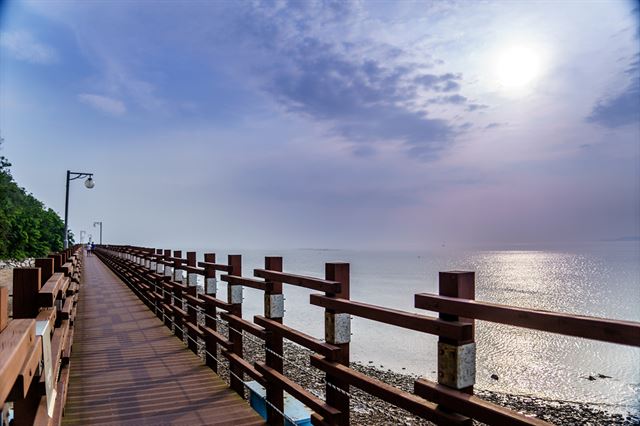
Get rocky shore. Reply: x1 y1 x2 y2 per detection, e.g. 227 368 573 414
0 258 34 270
209 329 639 426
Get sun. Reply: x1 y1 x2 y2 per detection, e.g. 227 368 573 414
494 45 542 90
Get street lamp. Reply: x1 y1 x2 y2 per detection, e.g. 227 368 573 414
93 221 103 245
64 170 95 249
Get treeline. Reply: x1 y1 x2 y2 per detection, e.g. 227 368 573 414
0 144 67 259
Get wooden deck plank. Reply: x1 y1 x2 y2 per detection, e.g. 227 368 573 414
63 255 264 426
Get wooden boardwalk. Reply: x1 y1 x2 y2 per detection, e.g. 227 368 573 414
63 255 264 426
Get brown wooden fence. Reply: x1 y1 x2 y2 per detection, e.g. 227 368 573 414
90 245 640 426
1 246 83 426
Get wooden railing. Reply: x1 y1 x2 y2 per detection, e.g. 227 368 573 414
93 245 640 426
1 246 83 426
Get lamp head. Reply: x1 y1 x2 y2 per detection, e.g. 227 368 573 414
84 176 95 189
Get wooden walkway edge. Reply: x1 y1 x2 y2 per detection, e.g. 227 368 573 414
62 254 264 426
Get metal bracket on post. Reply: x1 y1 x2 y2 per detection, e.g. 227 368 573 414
438 342 476 389
228 285 242 304
325 312 351 344
174 268 183 283
188 273 198 287
206 277 217 295
264 293 284 319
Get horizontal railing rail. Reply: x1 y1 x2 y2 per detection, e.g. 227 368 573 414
414 293 640 347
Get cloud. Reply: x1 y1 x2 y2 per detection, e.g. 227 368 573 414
413 73 461 92
466 103 488 112
0 30 57 64
246 18 466 158
352 145 376 158
427 94 468 105
77 93 126 116
586 54 640 128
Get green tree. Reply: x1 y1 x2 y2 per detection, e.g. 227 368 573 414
0 140 67 259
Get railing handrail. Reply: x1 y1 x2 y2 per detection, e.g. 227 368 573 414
415 293 640 346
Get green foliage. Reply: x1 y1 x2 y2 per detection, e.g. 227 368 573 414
0 142 66 259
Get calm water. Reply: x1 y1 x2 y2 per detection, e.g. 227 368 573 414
187 242 639 414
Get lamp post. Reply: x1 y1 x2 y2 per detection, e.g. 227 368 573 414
93 221 103 245
64 170 95 249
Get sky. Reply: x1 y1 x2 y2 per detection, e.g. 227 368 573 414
0 0 638 250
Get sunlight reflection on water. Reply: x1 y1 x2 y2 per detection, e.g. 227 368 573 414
192 243 639 414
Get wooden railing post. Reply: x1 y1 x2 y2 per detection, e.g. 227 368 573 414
0 287 8 332
162 249 173 327
49 254 63 273
172 250 184 340
173 250 184 284
203 253 218 371
264 256 284 426
148 249 160 316
204 253 217 296
324 262 350 426
438 272 475 395
227 254 244 396
186 251 198 296
145 248 152 265
34 258 54 287
10 267 41 426
13 268 41 319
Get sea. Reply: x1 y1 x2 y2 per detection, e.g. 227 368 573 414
184 241 639 415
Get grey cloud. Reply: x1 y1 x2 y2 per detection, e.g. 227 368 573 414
587 54 640 128
352 145 376 158
263 36 456 156
234 3 463 158
466 103 488 112
427 94 468 105
413 73 462 92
